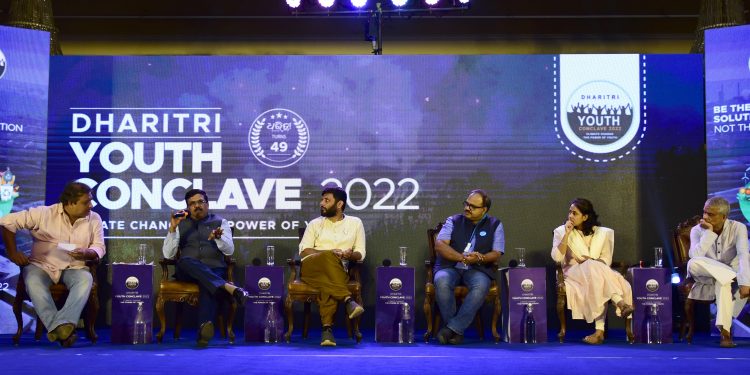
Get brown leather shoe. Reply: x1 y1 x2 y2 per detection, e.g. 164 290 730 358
720 328 736 348
197 321 214 348
47 323 75 343
60 332 78 348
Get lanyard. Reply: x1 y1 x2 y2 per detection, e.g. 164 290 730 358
467 215 487 246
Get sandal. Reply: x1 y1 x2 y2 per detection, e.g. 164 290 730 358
582 333 604 345
619 304 634 318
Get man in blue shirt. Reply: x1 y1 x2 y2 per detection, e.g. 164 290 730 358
434 189 505 344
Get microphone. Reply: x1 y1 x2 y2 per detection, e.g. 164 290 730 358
252 258 261 266
173 211 189 219
508 259 519 268
382 258 392 267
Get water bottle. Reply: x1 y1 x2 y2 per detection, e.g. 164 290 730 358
398 302 414 344
133 301 148 344
524 303 536 344
646 304 661 344
264 302 278 343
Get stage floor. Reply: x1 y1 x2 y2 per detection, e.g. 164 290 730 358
2 329 749 374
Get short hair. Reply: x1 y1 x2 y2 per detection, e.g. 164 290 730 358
468 189 491 210
59 181 92 206
705 196 730 216
570 198 601 236
322 186 347 211
184 189 208 204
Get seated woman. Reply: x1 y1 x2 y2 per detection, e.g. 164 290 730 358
550 198 634 345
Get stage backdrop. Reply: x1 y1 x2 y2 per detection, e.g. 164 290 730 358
47 54 705 329
706 25 750 227
705 24 750 335
0 25 50 334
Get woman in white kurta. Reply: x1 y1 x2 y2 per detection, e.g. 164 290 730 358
550 198 633 344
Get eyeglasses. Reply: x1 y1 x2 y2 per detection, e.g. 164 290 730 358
463 201 485 211
188 199 207 207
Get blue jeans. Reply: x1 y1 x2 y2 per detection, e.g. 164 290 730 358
23 264 92 333
174 257 227 325
434 267 491 335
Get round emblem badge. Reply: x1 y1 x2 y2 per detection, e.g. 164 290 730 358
645 279 660 293
258 277 272 291
0 48 6 80
125 276 140 290
559 80 645 162
521 278 534 292
389 278 403 292
249 108 309 169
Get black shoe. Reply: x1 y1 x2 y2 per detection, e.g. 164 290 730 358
320 327 336 347
197 321 215 347
448 333 464 345
233 287 250 305
345 299 364 319
436 327 455 345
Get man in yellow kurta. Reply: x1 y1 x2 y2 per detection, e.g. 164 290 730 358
299 186 366 346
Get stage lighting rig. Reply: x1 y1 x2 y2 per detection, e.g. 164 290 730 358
284 0 471 13
284 0 472 55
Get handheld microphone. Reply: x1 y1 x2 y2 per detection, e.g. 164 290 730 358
173 211 189 219
382 258 392 267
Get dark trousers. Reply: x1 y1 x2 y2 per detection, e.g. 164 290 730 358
175 257 227 324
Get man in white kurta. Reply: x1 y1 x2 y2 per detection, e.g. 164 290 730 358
687 197 750 347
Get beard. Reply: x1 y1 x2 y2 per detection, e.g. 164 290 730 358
321 205 337 217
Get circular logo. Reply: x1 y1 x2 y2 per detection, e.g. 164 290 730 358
0 48 6 80
125 276 140 290
645 279 660 293
520 278 534 292
249 108 309 169
258 277 271 291
2 168 13 183
559 80 645 162
389 278 403 292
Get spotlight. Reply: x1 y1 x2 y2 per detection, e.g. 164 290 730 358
425 0 439 5
286 0 302 8
392 0 408 6
319 0 335 8
458 0 470 4
351 0 368 7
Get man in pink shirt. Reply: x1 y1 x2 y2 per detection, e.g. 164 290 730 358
1 182 105 347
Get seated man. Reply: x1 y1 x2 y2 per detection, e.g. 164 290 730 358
0 181 104 347
687 196 750 348
434 189 504 344
299 186 366 346
162 189 249 347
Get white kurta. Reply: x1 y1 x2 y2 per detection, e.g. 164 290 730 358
687 219 750 328
551 225 633 323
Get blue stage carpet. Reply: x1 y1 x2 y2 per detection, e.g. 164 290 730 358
2 330 750 374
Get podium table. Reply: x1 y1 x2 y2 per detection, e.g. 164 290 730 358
111 264 153 344
244 265 284 342
375 266 415 342
500 267 547 343
629 267 672 343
